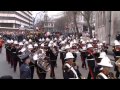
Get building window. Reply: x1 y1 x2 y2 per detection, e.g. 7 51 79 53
0 23 13 27
44 23 47 26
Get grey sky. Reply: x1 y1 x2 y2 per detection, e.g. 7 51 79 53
32 11 63 18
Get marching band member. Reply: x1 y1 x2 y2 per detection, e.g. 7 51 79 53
9 40 14 68
70 40 78 63
2 31 117 79
89 39 93 44
79 41 87 69
63 52 82 79
18 42 24 67
34 50 47 79
5 40 11 63
102 41 108 54
93 41 100 63
86 44 95 79
12 40 19 72
33 43 39 52
59 41 66 71
94 52 106 77
113 40 120 78
48 42 59 79
96 57 113 79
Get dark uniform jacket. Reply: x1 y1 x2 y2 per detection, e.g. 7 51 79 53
86 50 95 67
47 47 58 61
96 72 108 79
20 63 31 79
11 47 17 60
63 63 81 79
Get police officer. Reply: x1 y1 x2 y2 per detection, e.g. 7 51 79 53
27 44 35 79
20 55 31 79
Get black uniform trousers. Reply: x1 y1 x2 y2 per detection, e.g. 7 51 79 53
60 52 66 67
72 53 77 63
0 47 2 53
36 66 46 79
7 49 11 64
13 54 18 72
81 52 87 68
10 51 14 68
50 60 56 78
87 60 95 79
6 48 9 63
29 62 35 79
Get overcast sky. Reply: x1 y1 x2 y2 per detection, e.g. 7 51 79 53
32 11 63 18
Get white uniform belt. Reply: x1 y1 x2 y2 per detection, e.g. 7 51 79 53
86 59 95 60
13 52 16 54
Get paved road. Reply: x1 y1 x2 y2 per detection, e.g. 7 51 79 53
0 46 116 79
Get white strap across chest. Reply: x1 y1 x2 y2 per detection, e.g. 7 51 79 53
98 72 108 79
65 63 79 79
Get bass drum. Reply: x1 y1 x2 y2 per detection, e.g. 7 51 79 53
37 56 50 72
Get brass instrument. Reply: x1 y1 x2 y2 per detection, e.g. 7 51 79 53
37 56 50 72
50 46 58 56
93 47 101 53
36 49 51 72
108 72 116 79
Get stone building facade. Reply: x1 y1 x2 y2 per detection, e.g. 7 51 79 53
0 11 33 30
95 11 120 45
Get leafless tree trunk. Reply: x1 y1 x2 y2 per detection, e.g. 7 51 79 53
73 11 79 35
79 11 93 38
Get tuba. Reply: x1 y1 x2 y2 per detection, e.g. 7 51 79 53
36 49 51 72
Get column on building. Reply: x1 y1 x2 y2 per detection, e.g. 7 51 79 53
13 23 16 28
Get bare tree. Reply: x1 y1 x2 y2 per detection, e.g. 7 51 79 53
64 11 82 37
54 16 66 32
79 11 93 38
34 11 45 30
